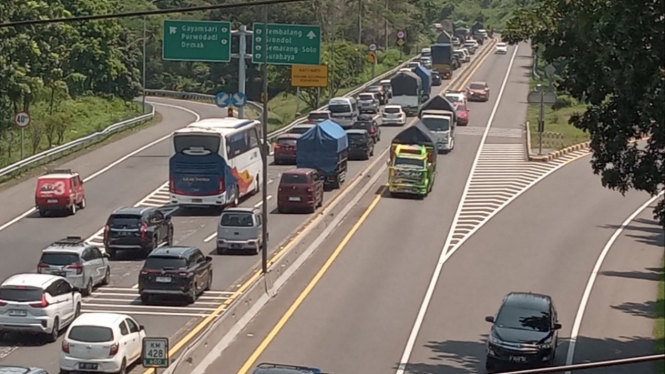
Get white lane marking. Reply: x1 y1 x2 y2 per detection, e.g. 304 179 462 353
395 44 520 374
0 102 200 234
203 233 216 243
81 309 212 318
564 192 664 372
97 287 233 294
254 195 273 208
132 284 139 289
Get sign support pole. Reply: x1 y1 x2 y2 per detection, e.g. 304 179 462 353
20 128 24 160
142 16 147 113
237 25 248 119
538 86 544 155
371 59 376 79
261 4 269 279
295 87 301 115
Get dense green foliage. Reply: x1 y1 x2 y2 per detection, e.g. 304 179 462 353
504 0 665 223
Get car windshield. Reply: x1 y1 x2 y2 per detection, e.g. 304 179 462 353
422 117 450 132
289 126 313 134
394 157 424 168
220 213 255 227
40 252 79 266
358 94 373 101
144 256 187 270
68 326 114 343
109 215 141 229
384 107 401 114
495 306 551 332
470 83 486 90
281 174 308 184
348 134 367 145
445 95 462 103
0 287 42 302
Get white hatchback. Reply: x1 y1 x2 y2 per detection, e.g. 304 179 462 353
381 105 407 126
495 42 508 54
60 313 147 374
0 273 81 343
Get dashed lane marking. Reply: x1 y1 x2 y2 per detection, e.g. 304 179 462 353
457 125 524 138
86 182 177 248
82 287 231 317
446 143 590 251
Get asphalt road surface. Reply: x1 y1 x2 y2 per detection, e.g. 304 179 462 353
0 41 495 372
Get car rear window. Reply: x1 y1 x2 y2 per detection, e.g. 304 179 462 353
358 94 373 100
281 174 309 184
289 126 313 135
144 256 187 270
384 107 400 114
308 113 329 121
0 287 43 302
220 213 255 227
277 138 297 146
348 133 367 145
368 86 381 92
40 252 79 266
109 215 141 228
68 326 114 343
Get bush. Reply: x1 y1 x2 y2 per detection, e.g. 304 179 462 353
552 94 577 110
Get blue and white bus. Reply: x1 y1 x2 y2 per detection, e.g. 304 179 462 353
169 118 263 207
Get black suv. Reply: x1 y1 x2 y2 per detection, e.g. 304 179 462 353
252 363 325 374
103 207 173 259
353 114 381 144
138 246 213 304
431 71 442 86
485 292 561 372
345 129 374 160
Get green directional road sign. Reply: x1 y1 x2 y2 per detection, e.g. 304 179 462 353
252 23 321 66
163 20 231 62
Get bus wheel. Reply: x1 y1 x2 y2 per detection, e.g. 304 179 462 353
232 185 240 206
254 175 260 194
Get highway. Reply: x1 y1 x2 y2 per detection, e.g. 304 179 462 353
0 40 496 371
190 42 663 374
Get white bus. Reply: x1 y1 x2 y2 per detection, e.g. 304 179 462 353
169 118 263 208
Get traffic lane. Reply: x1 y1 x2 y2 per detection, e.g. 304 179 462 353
0 115 199 280
0 103 197 229
483 41 532 145
403 157 652 373
572 202 663 373
206 123 485 374
146 96 224 120
1 312 192 374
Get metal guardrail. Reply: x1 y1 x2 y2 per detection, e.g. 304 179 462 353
144 54 421 142
0 103 156 179
143 89 264 119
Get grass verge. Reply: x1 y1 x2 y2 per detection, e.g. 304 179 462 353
655 256 664 373
527 60 589 150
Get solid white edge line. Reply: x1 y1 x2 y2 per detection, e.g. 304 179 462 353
0 101 200 234
563 192 664 372
394 44 520 374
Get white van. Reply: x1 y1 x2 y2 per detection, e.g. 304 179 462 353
421 110 455 153
420 47 431 57
328 97 359 129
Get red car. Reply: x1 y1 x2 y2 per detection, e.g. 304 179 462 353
467 81 490 102
35 169 86 216
273 134 301 165
455 103 469 126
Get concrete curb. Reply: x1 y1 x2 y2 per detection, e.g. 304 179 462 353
164 38 498 374
525 121 591 162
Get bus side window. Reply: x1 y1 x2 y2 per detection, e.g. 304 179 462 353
248 128 259 148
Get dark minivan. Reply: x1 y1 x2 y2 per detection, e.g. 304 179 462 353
345 129 374 160
273 134 300 165
352 115 381 144
138 246 213 304
277 169 324 213
485 292 561 372
103 207 173 258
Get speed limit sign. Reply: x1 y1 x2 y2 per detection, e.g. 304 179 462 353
142 337 169 368
14 111 30 128
396 30 406 39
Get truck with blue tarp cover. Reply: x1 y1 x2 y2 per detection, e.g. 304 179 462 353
412 65 431 99
388 71 422 117
431 43 453 79
296 120 349 189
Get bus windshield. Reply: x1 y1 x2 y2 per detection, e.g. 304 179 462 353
173 135 220 155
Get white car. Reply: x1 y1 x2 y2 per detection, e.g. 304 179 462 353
0 273 82 342
455 48 471 63
495 42 508 54
382 105 407 126
60 313 147 374
444 92 467 107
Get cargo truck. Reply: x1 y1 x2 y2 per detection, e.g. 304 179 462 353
418 96 458 153
412 65 432 101
389 71 422 117
296 120 349 189
387 122 437 197
431 44 453 79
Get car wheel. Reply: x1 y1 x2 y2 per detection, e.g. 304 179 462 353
106 248 116 260
232 184 240 207
205 272 212 291
140 293 150 304
46 317 59 343
74 303 81 318
187 285 198 304
216 246 225 255
38 209 47 217
167 228 174 246
116 358 126 374
69 203 77 216
60 370 71 374
78 197 86 209
83 278 93 296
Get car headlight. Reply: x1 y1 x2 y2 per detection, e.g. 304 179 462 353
538 342 552 349
489 335 501 345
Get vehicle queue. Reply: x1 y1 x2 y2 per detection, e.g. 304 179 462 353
0 32 540 374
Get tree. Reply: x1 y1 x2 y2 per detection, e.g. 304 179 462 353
503 0 665 222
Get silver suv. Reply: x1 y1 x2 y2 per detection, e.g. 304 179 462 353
357 93 380 114
37 236 111 296
0 365 50 374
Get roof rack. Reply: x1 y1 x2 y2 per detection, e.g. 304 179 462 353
51 236 85 246
256 363 323 374
44 168 73 175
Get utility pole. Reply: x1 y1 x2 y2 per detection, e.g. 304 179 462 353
357 0 362 44
142 16 147 113
232 26 252 119
260 5 269 276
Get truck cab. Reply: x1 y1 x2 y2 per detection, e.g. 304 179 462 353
387 123 438 198
421 111 455 153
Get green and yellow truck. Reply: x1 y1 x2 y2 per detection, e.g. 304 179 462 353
387 122 437 197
